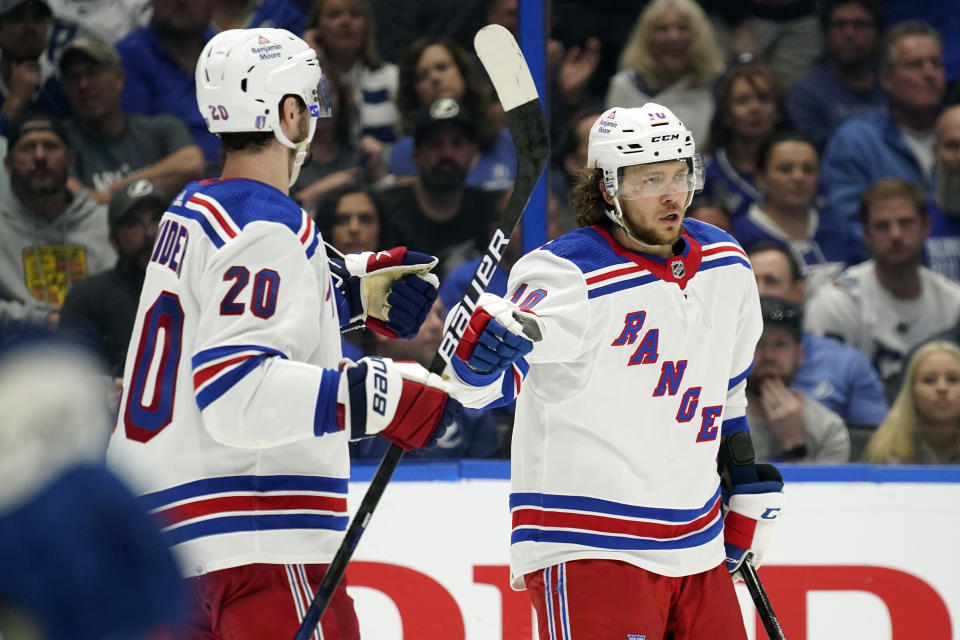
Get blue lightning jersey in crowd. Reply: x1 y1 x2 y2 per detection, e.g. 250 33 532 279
106 178 349 578
450 219 763 589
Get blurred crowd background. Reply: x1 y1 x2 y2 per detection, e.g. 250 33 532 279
2 0 960 467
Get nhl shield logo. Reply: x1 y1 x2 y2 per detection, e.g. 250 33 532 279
671 259 685 279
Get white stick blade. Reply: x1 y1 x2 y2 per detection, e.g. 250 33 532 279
474 24 538 112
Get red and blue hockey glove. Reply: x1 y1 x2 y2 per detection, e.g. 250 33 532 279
337 356 462 450
330 246 440 339
722 463 784 580
454 293 540 375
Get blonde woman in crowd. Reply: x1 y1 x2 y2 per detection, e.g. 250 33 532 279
303 0 400 145
864 341 960 464
605 0 725 144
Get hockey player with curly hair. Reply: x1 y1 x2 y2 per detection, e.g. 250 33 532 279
450 104 784 639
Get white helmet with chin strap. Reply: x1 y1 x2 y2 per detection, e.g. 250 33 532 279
196 28 332 186
586 103 704 240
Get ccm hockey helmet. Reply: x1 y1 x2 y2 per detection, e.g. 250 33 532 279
196 28 332 184
587 104 704 231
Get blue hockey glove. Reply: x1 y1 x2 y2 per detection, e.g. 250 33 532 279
330 247 439 339
722 463 784 580
338 357 462 450
454 293 539 375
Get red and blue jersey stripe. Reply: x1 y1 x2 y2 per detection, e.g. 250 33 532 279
192 344 288 410
141 474 349 547
172 181 320 258
510 487 723 551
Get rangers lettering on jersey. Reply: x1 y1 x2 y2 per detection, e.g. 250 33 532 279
447 219 761 590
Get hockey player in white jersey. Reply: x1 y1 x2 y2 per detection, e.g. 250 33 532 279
450 104 783 639
106 28 460 639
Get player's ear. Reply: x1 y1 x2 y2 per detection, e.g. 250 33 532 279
280 95 301 124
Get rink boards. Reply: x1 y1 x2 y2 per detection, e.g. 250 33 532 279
343 462 960 640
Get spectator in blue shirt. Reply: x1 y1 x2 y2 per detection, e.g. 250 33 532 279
746 241 889 458
0 0 68 137
822 20 946 232
734 131 862 295
210 0 305 34
700 60 790 220
925 105 960 281
788 0 886 151
115 0 219 170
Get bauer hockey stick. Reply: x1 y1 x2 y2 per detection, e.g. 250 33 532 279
293 24 549 640
742 553 787 640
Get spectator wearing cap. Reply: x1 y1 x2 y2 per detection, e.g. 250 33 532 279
0 113 114 330
60 179 166 375
115 0 219 170
746 296 851 463
0 0 69 137
390 37 516 192
746 241 888 458
379 97 504 278
44 0 150 63
59 37 205 204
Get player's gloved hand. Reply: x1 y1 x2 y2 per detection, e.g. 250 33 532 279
722 463 783 581
454 293 540 375
337 356 462 450
333 247 439 339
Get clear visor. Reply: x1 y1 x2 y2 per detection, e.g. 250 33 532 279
308 74 333 118
615 155 705 200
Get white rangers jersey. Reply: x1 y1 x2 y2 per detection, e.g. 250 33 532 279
805 260 960 385
451 219 763 589
106 178 350 577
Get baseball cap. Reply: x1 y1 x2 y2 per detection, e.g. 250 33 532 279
108 180 169 227
413 98 478 146
0 0 51 18
7 113 70 149
60 37 121 73
758 296 803 342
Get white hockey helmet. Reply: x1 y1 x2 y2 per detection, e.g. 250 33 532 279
196 28 332 183
587 104 703 219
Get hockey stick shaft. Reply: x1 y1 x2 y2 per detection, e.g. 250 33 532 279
741 554 787 640
293 25 548 640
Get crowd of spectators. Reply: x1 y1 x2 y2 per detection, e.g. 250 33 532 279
2 0 960 466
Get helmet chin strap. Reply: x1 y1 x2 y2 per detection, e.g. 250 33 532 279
274 117 317 187
607 196 676 255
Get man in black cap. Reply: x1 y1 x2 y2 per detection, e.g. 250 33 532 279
0 0 67 136
380 97 505 278
59 37 205 204
60 178 167 375
746 296 851 463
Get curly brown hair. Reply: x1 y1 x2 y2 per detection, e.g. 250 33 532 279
570 167 611 228
397 36 501 151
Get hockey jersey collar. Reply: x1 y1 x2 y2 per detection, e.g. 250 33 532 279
592 224 703 290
